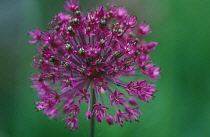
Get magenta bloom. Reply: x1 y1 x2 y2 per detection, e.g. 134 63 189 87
29 0 160 131
110 91 127 107
28 29 42 44
138 22 152 35
74 88 90 104
63 117 79 131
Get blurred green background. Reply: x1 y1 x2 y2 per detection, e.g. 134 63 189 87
0 0 210 137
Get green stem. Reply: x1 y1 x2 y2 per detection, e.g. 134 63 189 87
90 86 95 137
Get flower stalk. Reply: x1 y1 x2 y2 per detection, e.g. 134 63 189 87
90 84 95 137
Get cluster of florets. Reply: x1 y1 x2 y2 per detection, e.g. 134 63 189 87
29 0 160 131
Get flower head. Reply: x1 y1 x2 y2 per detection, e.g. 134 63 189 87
29 0 160 131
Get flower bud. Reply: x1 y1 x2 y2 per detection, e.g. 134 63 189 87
106 115 114 125
85 111 92 120
128 98 138 106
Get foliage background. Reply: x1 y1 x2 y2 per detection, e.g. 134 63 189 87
0 0 209 137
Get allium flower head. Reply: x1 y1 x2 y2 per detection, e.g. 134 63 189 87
29 0 160 131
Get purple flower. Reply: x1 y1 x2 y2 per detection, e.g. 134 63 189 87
29 0 160 130
138 22 152 35
92 103 109 122
94 77 108 93
125 15 137 28
64 0 79 12
63 117 79 131
114 111 128 126
116 7 128 20
110 90 127 107
126 79 156 102
74 88 90 104
41 32 55 45
124 105 142 122
142 64 160 80
60 75 76 91
28 29 42 44
64 104 80 116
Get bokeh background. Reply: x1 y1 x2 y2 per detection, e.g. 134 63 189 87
1 0 210 137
